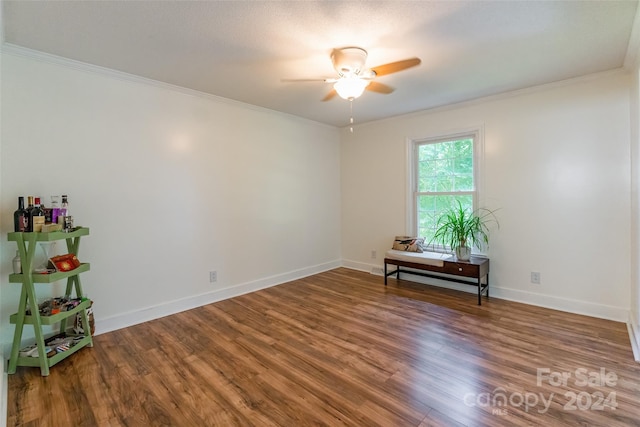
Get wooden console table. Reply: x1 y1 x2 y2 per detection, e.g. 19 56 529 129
384 255 490 305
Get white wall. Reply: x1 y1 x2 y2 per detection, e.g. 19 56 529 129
0 50 341 346
627 0 640 361
342 72 632 321
630 65 640 358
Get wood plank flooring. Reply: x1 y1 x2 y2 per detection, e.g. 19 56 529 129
7 268 640 426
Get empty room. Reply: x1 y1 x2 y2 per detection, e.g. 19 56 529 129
2 1 640 426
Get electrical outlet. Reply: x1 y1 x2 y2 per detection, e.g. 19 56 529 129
531 272 540 284
209 271 217 283
371 250 377 259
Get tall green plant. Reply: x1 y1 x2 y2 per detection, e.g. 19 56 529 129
430 200 499 251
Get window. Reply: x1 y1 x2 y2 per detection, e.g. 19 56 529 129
408 129 483 249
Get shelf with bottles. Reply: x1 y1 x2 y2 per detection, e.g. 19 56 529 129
7 226 92 376
13 194 72 233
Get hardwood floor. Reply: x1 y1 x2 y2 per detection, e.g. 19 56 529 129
7 268 640 426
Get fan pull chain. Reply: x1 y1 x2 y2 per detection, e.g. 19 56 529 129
349 98 354 133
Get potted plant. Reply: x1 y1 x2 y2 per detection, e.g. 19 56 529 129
430 200 499 261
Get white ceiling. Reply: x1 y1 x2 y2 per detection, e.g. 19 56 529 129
2 1 639 127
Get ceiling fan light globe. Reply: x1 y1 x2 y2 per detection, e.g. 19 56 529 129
334 77 370 100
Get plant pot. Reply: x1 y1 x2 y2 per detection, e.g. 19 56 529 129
455 246 471 261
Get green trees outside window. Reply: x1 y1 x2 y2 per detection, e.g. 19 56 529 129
415 137 475 246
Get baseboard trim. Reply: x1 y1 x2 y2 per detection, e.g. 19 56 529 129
341 262 628 322
96 260 341 335
490 286 628 323
341 259 382 274
628 312 640 362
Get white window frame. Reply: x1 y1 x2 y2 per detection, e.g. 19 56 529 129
406 126 485 251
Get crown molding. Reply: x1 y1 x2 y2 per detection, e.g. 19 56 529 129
0 42 335 129
0 42 215 98
346 67 628 130
1 42 629 133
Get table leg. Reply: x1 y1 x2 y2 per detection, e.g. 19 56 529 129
384 262 387 286
487 273 490 299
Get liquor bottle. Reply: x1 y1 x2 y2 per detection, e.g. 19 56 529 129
61 195 69 216
13 197 28 232
30 197 45 232
50 195 61 225
42 197 52 224
26 196 34 213
25 196 35 231
60 194 73 230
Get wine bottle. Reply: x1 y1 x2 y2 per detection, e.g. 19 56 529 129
25 196 35 231
26 196 34 212
13 197 28 232
30 197 45 232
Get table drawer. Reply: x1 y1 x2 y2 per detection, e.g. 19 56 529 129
442 262 480 278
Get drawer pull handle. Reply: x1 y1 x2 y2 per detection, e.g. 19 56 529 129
459 267 463 271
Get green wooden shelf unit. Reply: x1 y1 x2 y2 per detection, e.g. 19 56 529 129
7 227 93 376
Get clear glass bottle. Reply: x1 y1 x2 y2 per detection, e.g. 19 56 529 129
61 195 69 216
61 195 73 230
12 250 21 274
58 197 65 224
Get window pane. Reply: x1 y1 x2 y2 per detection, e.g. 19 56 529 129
435 174 452 192
417 138 474 193
418 194 474 246
454 174 474 191
419 143 436 161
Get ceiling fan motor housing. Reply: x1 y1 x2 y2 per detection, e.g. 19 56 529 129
331 47 368 77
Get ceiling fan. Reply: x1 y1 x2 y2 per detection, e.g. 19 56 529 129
284 47 421 101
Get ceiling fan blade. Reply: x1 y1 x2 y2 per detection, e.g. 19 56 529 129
370 58 421 77
366 81 395 94
281 78 337 83
322 89 337 101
